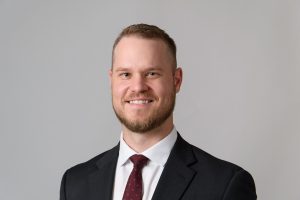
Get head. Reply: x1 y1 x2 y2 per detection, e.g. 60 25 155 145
110 23 182 133
112 23 177 71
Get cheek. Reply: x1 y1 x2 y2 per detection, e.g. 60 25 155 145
112 82 128 99
153 84 172 99
157 78 175 93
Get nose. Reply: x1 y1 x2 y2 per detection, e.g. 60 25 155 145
129 75 149 93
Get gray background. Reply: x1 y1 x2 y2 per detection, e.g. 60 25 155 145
1 0 299 199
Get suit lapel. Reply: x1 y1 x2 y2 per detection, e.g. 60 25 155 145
88 145 119 200
152 134 197 200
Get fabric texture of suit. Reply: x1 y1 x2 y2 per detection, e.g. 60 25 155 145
60 133 257 200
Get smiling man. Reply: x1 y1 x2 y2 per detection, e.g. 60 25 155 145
60 24 257 200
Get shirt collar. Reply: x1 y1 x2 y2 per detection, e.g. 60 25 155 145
117 127 178 167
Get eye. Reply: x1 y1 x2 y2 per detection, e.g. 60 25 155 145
119 72 130 79
146 71 160 78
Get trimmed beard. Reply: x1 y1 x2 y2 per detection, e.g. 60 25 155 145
112 89 176 133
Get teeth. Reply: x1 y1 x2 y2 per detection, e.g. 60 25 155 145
129 100 151 104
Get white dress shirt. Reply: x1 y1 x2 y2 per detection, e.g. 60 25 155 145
112 127 178 200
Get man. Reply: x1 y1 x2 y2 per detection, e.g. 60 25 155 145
60 23 257 200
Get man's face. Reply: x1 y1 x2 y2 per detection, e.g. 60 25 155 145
110 36 182 133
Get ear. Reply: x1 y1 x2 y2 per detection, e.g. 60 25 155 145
109 69 113 84
174 67 183 93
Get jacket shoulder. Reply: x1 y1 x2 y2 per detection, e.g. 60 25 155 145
67 145 119 173
60 145 119 200
62 144 119 183
187 143 256 199
190 144 242 172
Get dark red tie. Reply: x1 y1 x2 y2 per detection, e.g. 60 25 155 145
122 154 149 200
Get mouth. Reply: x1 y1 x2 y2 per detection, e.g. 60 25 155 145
125 99 154 105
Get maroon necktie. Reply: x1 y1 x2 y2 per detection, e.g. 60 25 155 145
122 154 149 200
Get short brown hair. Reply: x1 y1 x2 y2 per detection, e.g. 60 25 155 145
112 23 177 69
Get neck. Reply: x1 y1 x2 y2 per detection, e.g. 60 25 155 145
122 117 174 153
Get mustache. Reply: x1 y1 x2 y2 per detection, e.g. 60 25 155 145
124 92 157 100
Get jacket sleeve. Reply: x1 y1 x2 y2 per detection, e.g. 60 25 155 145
223 169 257 200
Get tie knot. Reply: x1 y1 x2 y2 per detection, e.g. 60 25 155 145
130 154 148 169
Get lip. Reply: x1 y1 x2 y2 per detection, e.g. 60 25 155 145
125 99 154 105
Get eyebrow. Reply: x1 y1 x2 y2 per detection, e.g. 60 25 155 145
113 66 164 72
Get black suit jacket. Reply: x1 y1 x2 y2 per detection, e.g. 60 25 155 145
60 134 257 200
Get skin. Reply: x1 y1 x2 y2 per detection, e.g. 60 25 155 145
109 36 182 153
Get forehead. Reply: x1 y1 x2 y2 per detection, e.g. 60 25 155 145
112 36 173 70
114 36 169 57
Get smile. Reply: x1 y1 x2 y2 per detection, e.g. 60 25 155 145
127 99 153 104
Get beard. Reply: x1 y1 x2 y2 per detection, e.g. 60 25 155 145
112 89 176 133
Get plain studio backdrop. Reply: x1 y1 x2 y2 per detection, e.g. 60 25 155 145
1 0 299 199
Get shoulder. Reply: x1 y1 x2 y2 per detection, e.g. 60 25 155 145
185 138 252 180
190 143 242 173
178 136 256 199
62 144 119 181
176 134 247 174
